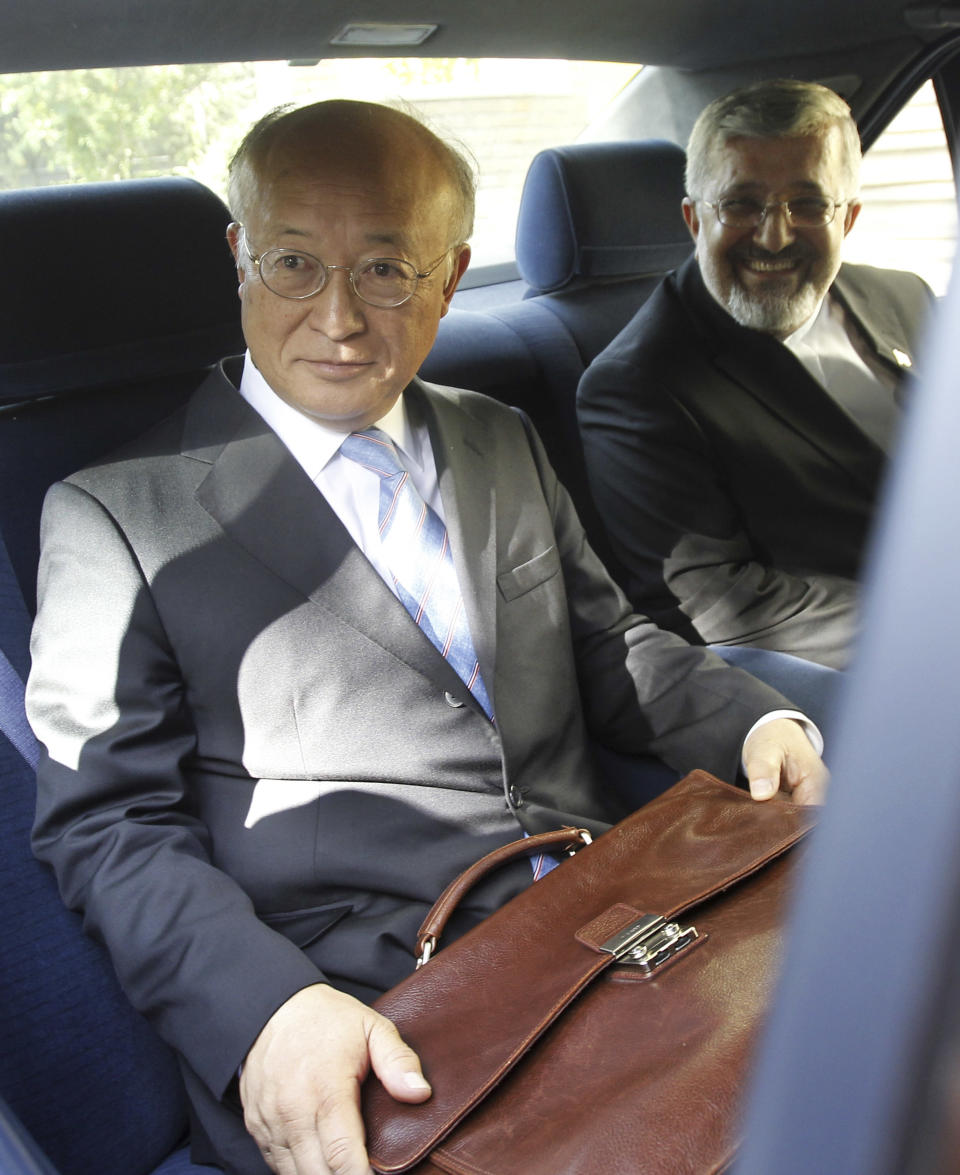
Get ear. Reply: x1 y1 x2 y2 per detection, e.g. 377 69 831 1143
226 222 247 295
439 244 471 318
681 197 701 242
842 199 863 237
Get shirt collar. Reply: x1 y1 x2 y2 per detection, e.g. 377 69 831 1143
782 294 830 350
237 351 423 480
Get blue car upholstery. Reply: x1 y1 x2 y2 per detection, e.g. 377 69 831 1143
422 138 691 574
0 177 242 1174
0 144 690 1171
0 1093 60 1175
514 139 691 346
0 530 216 1175
0 177 244 614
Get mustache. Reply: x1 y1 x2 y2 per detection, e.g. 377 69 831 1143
733 243 814 263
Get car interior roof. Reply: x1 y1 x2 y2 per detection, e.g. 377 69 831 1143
1 0 949 79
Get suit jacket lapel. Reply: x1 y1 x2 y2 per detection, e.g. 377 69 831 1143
185 366 474 698
678 259 887 490
832 263 920 382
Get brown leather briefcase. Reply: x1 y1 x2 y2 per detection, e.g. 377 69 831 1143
363 771 817 1175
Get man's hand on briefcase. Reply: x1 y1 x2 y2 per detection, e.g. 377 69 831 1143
743 717 828 805
240 982 431 1175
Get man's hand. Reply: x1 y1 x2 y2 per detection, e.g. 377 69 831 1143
239 983 431 1175
743 717 828 806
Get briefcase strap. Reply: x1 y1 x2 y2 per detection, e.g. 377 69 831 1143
416 825 592 963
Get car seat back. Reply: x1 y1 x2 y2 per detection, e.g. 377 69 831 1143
422 139 691 577
0 176 242 1175
0 176 243 614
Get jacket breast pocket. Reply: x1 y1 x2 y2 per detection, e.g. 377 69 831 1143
497 545 561 602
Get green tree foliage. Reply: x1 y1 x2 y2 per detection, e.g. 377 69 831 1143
0 64 256 188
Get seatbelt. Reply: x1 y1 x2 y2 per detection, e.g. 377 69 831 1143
0 648 38 768
0 530 39 768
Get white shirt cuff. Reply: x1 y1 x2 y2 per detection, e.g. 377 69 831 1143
741 709 824 773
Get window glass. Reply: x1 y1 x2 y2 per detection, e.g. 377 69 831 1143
843 80 957 294
0 58 639 268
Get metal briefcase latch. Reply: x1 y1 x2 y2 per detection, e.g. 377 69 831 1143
600 913 699 976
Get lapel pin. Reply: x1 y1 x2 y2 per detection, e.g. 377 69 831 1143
892 348 912 368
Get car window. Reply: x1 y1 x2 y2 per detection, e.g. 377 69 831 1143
0 58 639 270
843 80 957 294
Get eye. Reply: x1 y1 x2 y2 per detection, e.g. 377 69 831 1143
260 249 321 279
789 197 832 216
354 258 418 305
719 197 762 215
276 252 309 271
366 259 408 281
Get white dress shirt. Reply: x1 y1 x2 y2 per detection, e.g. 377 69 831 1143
784 293 900 452
238 352 443 600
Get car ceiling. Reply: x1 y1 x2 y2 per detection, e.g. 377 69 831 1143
0 0 947 77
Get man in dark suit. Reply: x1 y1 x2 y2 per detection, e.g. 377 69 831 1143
578 79 933 669
27 100 825 1175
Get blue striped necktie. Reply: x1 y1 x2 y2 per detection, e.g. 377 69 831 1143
339 428 493 720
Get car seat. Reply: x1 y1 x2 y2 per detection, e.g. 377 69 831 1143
0 176 244 614
514 138 691 359
0 176 242 1174
422 138 691 578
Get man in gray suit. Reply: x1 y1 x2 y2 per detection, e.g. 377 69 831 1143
27 100 825 1175
578 80 933 669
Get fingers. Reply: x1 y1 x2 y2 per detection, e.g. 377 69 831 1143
788 764 829 806
743 717 829 806
250 1097 363 1175
367 1017 432 1103
243 1068 372 1175
745 763 779 802
240 983 429 1175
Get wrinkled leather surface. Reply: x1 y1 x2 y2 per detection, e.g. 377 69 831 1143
363 771 816 1174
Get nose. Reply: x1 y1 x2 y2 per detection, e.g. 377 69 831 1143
751 203 795 252
306 268 366 338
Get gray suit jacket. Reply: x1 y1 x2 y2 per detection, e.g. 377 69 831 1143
28 360 789 1170
578 257 933 668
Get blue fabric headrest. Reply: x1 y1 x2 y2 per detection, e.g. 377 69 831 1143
0 177 242 404
515 140 692 294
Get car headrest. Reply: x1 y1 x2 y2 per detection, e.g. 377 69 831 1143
0 177 242 404
515 139 692 294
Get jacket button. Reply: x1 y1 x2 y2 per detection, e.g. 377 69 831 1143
444 691 465 708
508 785 524 809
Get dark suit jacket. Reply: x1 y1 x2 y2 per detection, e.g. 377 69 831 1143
28 359 791 1171
577 256 933 668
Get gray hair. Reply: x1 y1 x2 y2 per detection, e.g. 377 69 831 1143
227 99 477 244
685 79 862 200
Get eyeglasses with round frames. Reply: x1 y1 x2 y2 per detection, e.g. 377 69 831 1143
239 227 455 308
703 195 846 230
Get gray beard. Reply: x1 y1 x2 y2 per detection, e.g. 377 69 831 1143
723 279 820 336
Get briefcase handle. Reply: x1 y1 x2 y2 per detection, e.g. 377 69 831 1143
416 825 593 965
